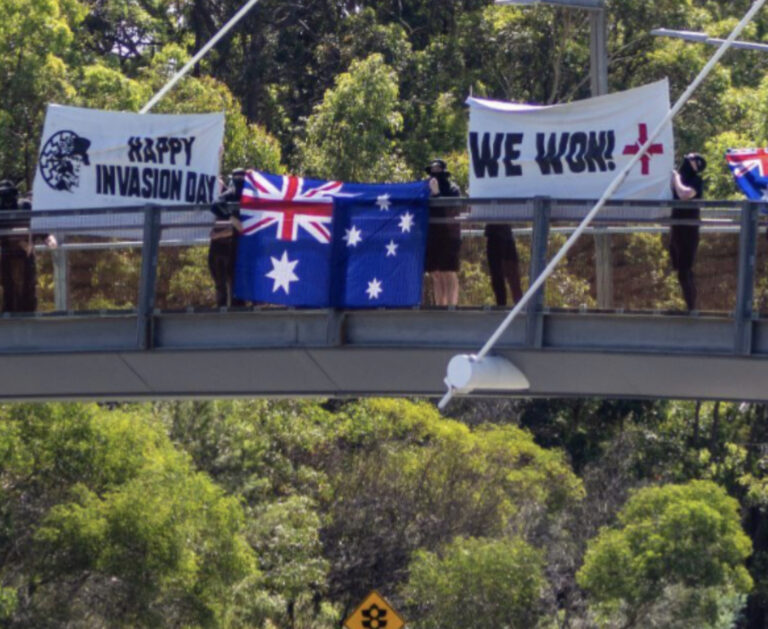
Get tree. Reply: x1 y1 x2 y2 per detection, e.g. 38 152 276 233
318 399 583 610
154 400 342 626
298 53 410 182
0 0 82 187
402 536 545 629
0 403 260 627
577 480 753 628
244 496 337 628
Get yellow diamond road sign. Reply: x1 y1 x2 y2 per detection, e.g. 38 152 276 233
343 590 405 629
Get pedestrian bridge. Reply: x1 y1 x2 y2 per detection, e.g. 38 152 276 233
3 196 766 402
0 306 765 402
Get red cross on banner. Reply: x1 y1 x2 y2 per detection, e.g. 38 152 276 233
622 123 665 176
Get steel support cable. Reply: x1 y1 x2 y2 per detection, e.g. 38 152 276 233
438 0 768 410
140 0 263 113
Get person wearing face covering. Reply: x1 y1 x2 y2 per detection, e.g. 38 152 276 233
424 159 462 306
209 168 246 307
669 153 706 311
0 180 56 312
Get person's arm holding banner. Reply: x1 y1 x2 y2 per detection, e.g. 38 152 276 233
671 169 697 200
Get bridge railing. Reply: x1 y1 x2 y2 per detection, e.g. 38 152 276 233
5 198 766 325
433 196 767 318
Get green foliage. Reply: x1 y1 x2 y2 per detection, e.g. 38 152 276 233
164 246 216 308
402 536 545 629
577 480 753 628
0 0 80 186
613 233 683 310
155 400 334 502
248 496 328 600
0 396 765 628
0 586 17 622
5 1 768 625
298 53 410 182
155 399 341 626
152 399 583 623
0 403 260 627
137 43 283 174
320 399 583 605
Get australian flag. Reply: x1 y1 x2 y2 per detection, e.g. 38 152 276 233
234 170 430 307
726 148 768 202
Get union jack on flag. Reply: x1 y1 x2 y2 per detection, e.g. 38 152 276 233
240 171 352 243
726 148 768 202
233 170 431 308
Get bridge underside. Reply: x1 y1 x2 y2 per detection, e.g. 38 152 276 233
0 309 766 402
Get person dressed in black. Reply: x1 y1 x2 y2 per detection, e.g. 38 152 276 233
669 153 706 311
0 180 56 312
485 223 522 306
424 159 462 306
209 168 246 307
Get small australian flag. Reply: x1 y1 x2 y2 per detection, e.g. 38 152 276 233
726 148 768 202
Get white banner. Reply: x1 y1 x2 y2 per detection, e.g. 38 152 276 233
467 80 675 220
32 104 225 238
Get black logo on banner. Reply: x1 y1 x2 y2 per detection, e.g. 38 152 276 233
38 130 92 192
469 130 617 179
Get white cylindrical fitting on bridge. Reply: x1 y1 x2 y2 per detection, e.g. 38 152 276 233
444 354 530 394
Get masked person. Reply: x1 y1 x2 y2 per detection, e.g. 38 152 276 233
424 159 461 306
485 223 523 306
209 168 246 307
0 180 56 312
669 153 706 311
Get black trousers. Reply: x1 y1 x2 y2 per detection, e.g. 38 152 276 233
1 244 36 313
669 208 699 310
208 235 244 307
486 225 522 306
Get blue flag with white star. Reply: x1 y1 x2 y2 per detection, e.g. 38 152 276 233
331 182 430 308
233 171 430 307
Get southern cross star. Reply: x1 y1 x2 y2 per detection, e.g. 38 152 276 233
398 211 414 233
265 250 299 294
366 278 383 300
343 225 363 247
376 194 392 211
385 240 398 257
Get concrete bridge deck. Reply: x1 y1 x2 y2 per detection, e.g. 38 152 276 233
0 307 765 402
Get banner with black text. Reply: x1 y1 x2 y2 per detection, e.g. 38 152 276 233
467 80 675 220
31 104 225 238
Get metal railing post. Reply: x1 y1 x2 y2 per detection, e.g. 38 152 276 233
326 310 345 346
52 235 69 311
594 230 613 309
136 204 162 350
526 197 551 347
734 201 759 355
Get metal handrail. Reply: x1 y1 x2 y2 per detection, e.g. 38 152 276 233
4 198 762 357
11 197 764 236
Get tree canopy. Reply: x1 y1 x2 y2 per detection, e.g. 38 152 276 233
3 1 768 627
